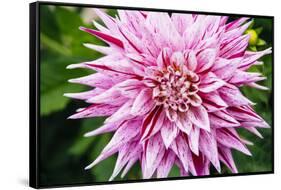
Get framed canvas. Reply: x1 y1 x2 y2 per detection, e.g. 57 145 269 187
29 1 274 188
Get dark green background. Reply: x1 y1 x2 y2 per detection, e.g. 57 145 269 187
39 5 273 186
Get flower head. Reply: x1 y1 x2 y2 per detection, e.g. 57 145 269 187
65 9 271 180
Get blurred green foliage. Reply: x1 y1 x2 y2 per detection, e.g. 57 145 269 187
39 5 273 186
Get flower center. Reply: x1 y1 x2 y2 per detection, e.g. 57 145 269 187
152 65 202 112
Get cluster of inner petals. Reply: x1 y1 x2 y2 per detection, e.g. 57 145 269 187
151 62 202 113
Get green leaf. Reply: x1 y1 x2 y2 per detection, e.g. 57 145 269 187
257 38 266 46
54 6 84 38
69 118 105 156
41 33 72 56
249 45 257 51
40 57 91 116
88 133 115 181
255 27 263 35
40 5 61 42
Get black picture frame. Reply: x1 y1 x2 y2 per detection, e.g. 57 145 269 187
29 1 274 188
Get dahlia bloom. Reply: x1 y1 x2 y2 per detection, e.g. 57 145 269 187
65 9 271 180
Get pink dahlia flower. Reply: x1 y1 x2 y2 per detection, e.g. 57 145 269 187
65 9 271 180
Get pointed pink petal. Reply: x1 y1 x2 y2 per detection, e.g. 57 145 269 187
145 12 184 51
186 50 197 71
247 82 269 90
94 9 119 33
85 119 141 169
219 85 254 106
68 104 119 119
143 133 165 178
86 57 142 76
222 20 252 45
225 17 249 31
83 43 112 55
216 128 252 156
227 105 264 122
199 72 225 93
199 130 221 172
117 21 145 53
161 118 179 148
141 108 165 141
121 155 139 178
115 79 144 98
117 10 146 38
102 119 141 154
188 106 210 131
175 112 192 135
220 35 249 59
218 145 238 173
212 58 241 80
64 88 105 100
109 141 142 181
240 120 270 128
80 27 124 48
104 101 134 125
68 73 115 88
192 153 210 176
196 48 217 73
86 86 128 106
175 159 189 176
243 126 263 138
200 91 228 112
238 48 272 70
131 88 155 116
183 16 206 49
156 47 172 69
171 13 193 35
157 150 176 178
84 122 120 137
229 70 266 86
209 110 240 128
171 134 196 174
188 126 200 156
